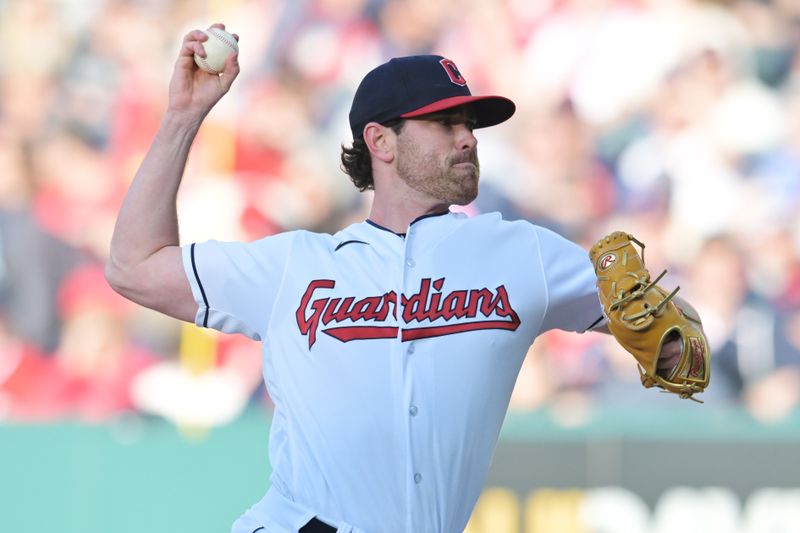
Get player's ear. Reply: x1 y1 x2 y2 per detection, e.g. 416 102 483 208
363 122 395 164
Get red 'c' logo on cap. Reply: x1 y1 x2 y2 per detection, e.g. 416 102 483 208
440 58 467 86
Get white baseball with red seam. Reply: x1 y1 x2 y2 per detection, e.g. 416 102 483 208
194 27 238 74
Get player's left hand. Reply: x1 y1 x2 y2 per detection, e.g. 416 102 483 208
590 231 710 400
656 337 683 377
655 296 705 377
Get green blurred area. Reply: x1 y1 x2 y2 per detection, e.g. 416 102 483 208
0 410 271 533
3 407 800 533
501 405 800 441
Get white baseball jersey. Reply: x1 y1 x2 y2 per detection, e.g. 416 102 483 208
182 211 602 533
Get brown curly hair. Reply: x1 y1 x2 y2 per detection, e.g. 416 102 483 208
340 120 405 191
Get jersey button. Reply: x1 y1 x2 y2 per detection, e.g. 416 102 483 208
414 473 422 484
409 405 418 416
407 342 415 354
406 258 415 268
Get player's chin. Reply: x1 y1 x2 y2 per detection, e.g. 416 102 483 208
449 179 479 206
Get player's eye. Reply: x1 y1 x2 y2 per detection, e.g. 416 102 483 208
436 116 476 130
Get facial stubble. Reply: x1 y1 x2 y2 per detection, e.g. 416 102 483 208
396 136 480 206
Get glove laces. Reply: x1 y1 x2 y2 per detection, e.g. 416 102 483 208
609 269 681 323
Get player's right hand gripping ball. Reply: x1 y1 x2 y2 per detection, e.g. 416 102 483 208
194 27 238 74
590 231 710 400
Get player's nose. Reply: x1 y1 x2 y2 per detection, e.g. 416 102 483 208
455 124 477 151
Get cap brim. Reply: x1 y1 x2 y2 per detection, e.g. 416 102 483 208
400 95 516 129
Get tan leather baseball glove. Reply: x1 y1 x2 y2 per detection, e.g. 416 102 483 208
589 231 710 401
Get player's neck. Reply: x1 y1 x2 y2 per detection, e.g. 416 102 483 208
368 191 449 234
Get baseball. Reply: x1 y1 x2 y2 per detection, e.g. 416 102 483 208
194 27 238 74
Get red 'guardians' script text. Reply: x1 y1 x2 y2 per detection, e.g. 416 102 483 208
295 278 521 348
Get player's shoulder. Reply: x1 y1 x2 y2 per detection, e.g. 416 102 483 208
246 228 340 256
465 211 583 251
464 210 541 237
276 224 376 253
250 220 395 254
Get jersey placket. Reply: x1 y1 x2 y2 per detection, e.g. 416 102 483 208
400 222 438 532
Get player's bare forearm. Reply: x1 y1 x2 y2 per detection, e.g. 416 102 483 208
106 24 240 322
106 113 201 321
109 113 198 259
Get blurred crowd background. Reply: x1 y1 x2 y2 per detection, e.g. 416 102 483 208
1 0 800 428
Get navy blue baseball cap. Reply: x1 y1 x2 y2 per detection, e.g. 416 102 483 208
349 55 516 139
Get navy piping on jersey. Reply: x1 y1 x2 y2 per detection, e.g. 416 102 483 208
251 528 264 533
586 315 604 331
190 243 210 327
334 239 369 251
366 219 405 237
366 210 450 237
410 210 451 225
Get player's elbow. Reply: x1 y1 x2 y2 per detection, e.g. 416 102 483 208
105 246 195 322
104 255 138 302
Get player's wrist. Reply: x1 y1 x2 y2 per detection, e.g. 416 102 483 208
161 108 206 134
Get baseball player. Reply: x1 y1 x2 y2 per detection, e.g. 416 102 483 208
108 25 705 533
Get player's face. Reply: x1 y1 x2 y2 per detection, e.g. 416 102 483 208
395 107 480 206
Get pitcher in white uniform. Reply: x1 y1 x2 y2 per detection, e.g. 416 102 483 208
107 23 687 533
